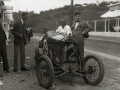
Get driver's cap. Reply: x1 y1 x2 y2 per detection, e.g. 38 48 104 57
60 19 66 22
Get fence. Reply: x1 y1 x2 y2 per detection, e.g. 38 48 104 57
88 18 120 32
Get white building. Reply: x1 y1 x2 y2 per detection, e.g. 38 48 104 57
101 3 120 32
0 0 13 41
90 3 120 37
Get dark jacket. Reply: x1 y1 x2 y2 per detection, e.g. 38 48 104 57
12 20 28 45
71 20 93 44
28 28 33 37
0 22 7 42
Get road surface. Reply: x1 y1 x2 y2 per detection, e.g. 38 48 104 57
0 34 120 90
32 35 120 90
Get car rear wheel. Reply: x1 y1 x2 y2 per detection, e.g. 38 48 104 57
83 55 104 86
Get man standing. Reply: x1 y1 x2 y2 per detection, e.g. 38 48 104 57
71 11 93 68
0 13 10 74
12 12 29 72
27 25 33 43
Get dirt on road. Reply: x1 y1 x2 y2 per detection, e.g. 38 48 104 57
0 36 120 90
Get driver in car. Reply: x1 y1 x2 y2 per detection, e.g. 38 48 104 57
56 19 72 36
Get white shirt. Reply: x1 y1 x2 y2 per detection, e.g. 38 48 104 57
56 25 72 35
75 22 79 30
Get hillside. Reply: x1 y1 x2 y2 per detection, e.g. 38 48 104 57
13 1 119 33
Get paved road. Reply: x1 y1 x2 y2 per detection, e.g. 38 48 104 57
31 35 120 90
84 39 120 90
85 38 120 58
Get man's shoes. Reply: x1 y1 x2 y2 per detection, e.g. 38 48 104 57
0 61 3 64
21 67 29 71
13 68 18 72
5 70 10 73
3 69 10 73
0 74 3 77
13 69 21 73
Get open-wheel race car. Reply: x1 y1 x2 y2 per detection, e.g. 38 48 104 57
34 30 104 89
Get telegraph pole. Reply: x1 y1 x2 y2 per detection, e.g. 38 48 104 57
70 0 74 26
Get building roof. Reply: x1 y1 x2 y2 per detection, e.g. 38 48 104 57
101 9 120 18
107 3 120 7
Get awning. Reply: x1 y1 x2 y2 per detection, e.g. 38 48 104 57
112 10 120 17
101 10 120 18
101 11 112 18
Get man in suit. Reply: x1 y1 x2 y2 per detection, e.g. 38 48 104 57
0 13 10 74
12 12 29 72
71 11 93 68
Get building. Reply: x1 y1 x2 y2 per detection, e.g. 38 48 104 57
101 3 120 32
0 0 13 41
89 2 120 37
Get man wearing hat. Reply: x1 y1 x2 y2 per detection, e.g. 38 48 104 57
71 11 93 68
0 13 10 75
56 19 72 35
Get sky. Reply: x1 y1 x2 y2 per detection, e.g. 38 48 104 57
4 0 120 14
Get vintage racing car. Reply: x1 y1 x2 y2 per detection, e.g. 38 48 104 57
34 30 104 89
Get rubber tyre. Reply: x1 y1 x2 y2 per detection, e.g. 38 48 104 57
36 55 54 89
35 47 40 65
83 55 104 86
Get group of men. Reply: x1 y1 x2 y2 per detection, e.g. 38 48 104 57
0 12 33 77
0 11 92 77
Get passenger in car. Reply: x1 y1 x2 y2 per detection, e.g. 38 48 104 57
56 19 72 36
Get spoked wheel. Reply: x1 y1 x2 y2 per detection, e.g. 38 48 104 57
83 55 104 86
36 55 54 89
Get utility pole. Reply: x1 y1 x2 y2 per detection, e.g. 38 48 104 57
70 0 74 26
